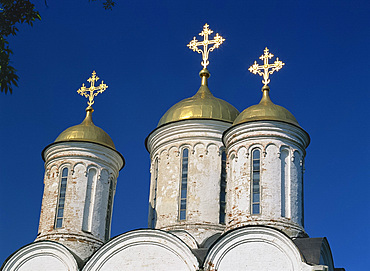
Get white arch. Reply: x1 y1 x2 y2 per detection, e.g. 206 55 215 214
2 241 79 271
83 229 199 271
204 226 311 271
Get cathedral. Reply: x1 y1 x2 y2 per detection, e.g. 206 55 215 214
1 25 345 271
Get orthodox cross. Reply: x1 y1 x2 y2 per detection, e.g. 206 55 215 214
77 71 108 106
248 47 285 86
187 24 225 69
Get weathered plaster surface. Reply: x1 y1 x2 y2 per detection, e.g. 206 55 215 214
223 121 309 237
146 120 231 245
36 142 124 261
204 226 327 271
2 241 79 271
83 229 199 271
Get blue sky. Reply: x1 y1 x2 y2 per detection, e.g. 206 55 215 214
1 0 369 269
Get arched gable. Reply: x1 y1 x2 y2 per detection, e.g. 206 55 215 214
204 226 314 271
2 241 79 271
83 229 199 271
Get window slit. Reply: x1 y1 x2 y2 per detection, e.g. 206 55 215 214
55 168 68 228
105 178 114 240
252 149 261 214
219 151 227 224
151 158 159 228
179 148 189 220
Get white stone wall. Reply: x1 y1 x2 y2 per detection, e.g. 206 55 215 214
223 121 309 237
146 120 231 245
204 226 327 271
2 241 79 271
83 229 199 271
36 142 124 261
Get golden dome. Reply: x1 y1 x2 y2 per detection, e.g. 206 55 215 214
233 85 299 126
158 69 239 127
55 106 115 149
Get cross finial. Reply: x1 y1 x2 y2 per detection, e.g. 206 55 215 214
77 71 108 107
248 47 285 86
187 24 225 69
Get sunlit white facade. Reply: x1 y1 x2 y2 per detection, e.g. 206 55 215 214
2 67 344 271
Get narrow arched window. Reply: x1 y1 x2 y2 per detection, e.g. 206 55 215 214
219 151 227 224
179 148 189 220
105 177 114 241
151 158 159 228
55 167 68 228
251 149 261 215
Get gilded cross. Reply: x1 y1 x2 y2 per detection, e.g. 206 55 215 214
248 47 285 86
77 71 108 106
187 24 225 69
